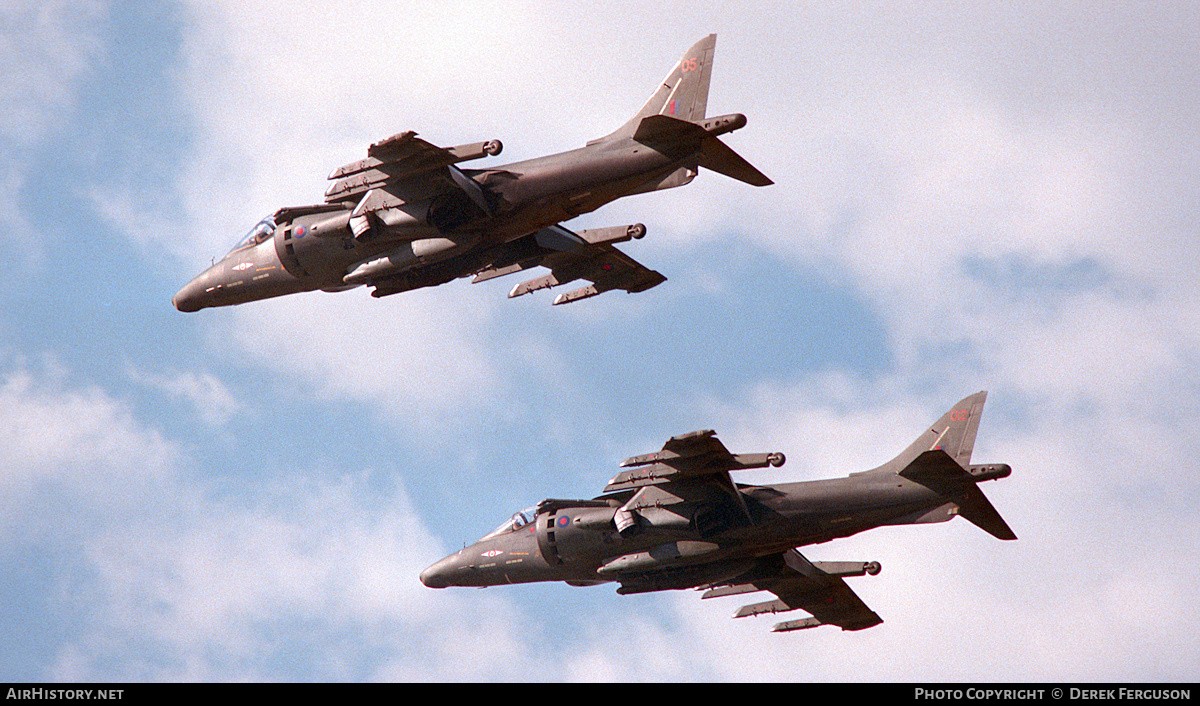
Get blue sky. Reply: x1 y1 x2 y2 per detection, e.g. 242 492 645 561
2 0 1198 681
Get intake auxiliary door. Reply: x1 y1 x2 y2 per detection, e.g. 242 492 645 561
535 509 565 565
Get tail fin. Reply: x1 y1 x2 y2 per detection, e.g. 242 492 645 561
607 34 717 140
871 391 988 474
881 392 1017 541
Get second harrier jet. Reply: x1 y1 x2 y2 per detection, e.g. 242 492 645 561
421 392 1016 633
174 34 770 312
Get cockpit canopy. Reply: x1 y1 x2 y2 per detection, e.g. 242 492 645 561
482 505 539 540
229 215 276 255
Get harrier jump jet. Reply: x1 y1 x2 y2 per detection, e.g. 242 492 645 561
174 34 770 312
421 392 1015 632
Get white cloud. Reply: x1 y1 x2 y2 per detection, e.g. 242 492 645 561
86 185 193 267
560 614 700 682
0 0 106 146
0 161 42 274
216 287 503 431
73 1 1200 681
51 471 454 681
0 0 107 268
125 364 242 426
0 358 541 681
0 355 179 529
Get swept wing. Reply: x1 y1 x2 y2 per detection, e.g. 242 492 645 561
703 549 883 632
324 130 502 204
604 429 785 492
324 130 503 239
472 223 666 305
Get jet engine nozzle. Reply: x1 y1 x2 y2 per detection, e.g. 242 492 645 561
614 507 640 537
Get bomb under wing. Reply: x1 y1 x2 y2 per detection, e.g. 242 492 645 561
421 392 1015 633
173 34 770 312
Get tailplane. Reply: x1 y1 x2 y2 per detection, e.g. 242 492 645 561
696 133 773 186
600 34 773 188
878 392 1017 541
897 450 1017 540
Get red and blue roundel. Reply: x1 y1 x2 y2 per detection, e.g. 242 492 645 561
556 515 570 527
295 225 307 238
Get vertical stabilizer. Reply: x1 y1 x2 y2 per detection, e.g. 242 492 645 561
606 35 717 140
872 391 988 474
885 392 1017 541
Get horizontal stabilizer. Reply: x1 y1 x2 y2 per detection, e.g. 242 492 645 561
629 117 772 187
899 451 1016 540
633 114 711 147
697 136 773 186
899 449 971 484
957 485 1018 540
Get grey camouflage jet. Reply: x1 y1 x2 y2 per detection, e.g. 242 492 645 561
173 35 770 312
421 392 1015 632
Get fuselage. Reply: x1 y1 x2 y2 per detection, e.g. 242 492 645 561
419 471 959 591
172 134 700 312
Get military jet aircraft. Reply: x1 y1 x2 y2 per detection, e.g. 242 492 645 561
421 392 1015 632
173 34 770 312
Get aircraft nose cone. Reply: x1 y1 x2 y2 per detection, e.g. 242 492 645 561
172 282 203 312
419 555 459 588
173 265 220 312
